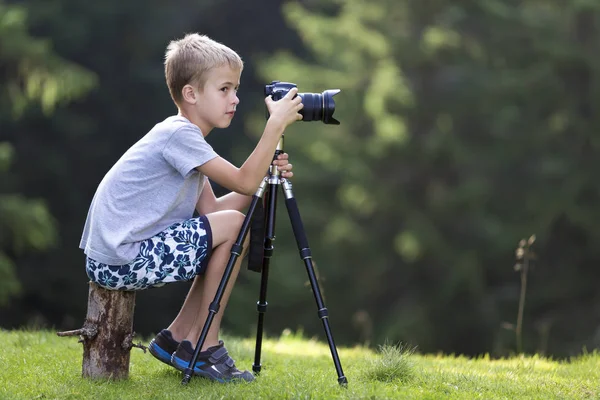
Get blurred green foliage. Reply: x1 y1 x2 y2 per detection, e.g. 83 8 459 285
1 0 599 357
0 2 96 117
239 0 600 356
0 1 94 305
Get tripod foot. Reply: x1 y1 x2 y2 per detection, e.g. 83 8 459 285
252 364 262 375
338 376 348 387
181 369 193 385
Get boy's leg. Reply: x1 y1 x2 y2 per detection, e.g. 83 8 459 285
167 210 247 351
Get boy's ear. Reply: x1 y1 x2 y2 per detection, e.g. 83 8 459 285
181 84 197 104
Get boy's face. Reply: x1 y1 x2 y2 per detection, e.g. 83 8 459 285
190 65 241 134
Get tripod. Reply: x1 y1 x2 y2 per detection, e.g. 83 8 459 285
181 136 348 386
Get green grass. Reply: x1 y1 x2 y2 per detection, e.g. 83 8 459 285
1 329 598 399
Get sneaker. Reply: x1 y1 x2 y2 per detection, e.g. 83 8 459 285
171 340 255 383
149 329 180 366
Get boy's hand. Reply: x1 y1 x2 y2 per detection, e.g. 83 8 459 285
265 87 304 128
273 153 294 178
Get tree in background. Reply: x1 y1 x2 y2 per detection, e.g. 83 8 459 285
243 0 600 356
0 1 96 305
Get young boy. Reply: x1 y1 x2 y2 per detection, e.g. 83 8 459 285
79 33 303 383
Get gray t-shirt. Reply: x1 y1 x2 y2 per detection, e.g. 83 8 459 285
79 115 218 265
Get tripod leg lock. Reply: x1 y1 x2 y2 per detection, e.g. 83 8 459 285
299 248 312 260
317 307 329 319
209 301 220 314
256 301 268 313
264 245 274 258
231 243 243 256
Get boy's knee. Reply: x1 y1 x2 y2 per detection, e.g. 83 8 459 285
206 210 246 247
222 210 246 244
225 210 245 233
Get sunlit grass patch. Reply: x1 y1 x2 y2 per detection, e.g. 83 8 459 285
1 329 599 399
363 342 415 383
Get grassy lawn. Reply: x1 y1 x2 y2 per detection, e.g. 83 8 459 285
0 329 598 399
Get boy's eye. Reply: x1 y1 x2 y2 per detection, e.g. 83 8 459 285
221 87 228 92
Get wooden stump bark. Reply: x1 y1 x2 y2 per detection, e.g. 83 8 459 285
58 282 140 380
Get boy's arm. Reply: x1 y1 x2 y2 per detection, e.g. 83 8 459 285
196 88 302 195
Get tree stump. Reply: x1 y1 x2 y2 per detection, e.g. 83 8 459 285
58 282 142 380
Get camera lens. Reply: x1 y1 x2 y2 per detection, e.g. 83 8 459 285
298 90 340 125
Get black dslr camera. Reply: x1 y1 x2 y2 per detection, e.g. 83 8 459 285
265 81 341 125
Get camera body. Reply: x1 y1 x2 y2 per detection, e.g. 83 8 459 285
265 81 340 125
264 81 298 101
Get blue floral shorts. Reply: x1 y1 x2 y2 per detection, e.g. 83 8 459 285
86 216 212 291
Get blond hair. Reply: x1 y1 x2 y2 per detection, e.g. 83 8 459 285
164 33 244 104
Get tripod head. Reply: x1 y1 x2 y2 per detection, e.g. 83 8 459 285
269 136 285 183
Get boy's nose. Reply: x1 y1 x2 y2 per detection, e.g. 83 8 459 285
233 95 240 105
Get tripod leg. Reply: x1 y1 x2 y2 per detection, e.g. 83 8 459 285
281 179 348 386
181 179 268 385
252 180 279 374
